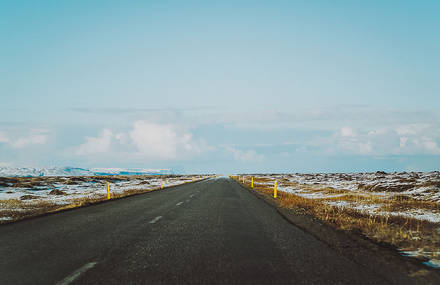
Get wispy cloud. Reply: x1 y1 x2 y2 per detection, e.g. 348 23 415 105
200 106 440 131
304 123 440 156
76 129 113 155
0 128 50 149
69 106 217 115
225 146 264 163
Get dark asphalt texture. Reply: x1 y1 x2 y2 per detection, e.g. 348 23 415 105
0 177 411 284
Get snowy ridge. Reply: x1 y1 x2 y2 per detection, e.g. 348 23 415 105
0 167 172 177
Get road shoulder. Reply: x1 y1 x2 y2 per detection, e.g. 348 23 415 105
235 180 440 285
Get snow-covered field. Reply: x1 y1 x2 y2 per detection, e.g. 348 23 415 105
0 166 172 177
252 172 440 223
0 174 210 223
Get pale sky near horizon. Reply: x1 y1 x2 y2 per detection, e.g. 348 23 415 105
1 1 439 173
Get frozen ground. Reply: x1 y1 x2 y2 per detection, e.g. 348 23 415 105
0 175 210 222
0 166 172 177
252 172 440 222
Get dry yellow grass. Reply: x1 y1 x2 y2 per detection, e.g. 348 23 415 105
0 198 61 221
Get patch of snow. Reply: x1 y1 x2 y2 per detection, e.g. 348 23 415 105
0 166 173 177
325 201 382 215
424 260 440 269
388 210 440 223
402 250 440 269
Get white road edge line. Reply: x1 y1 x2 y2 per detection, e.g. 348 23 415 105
176 202 183 206
56 262 97 285
149 216 163 224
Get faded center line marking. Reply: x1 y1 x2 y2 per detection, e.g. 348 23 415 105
149 216 163 224
56 261 97 285
176 202 183 206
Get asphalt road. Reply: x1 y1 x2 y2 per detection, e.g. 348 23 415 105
0 177 424 284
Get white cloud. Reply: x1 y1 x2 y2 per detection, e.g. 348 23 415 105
11 134 48 148
341 127 356 137
115 133 128 144
226 146 264 163
331 127 373 155
0 129 50 149
418 138 440 154
394 124 440 155
336 137 374 155
318 123 440 156
395 125 420 136
129 121 201 160
76 129 113 155
75 121 208 160
358 141 373 154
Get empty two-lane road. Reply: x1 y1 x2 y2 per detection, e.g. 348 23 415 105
0 178 421 284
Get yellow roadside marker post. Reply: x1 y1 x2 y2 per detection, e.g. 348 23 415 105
106 181 111 199
274 180 277 198
161 178 163 189
242 176 245 184
251 177 254 188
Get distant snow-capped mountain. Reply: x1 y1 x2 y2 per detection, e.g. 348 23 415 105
0 167 172 177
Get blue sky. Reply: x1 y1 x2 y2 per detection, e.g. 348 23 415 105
1 0 439 173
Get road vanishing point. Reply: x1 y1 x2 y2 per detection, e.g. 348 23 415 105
0 177 436 284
